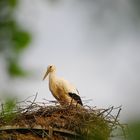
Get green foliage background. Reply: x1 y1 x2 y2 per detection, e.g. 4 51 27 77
0 0 31 77
0 0 31 124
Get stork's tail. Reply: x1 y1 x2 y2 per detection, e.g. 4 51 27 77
68 92 83 106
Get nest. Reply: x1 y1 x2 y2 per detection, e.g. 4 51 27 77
0 94 126 140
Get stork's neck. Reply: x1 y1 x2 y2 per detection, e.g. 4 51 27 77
49 71 57 83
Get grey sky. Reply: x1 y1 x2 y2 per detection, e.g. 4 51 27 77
1 0 140 121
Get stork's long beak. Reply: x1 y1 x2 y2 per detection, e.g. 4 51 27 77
43 70 49 80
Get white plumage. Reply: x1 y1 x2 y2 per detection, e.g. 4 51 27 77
43 65 83 106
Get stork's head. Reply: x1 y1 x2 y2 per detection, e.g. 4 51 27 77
43 65 56 80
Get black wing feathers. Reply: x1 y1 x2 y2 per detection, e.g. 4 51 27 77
68 92 83 106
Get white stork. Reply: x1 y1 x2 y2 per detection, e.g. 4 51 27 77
43 65 83 106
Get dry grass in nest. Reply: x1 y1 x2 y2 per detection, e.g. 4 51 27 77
0 93 126 140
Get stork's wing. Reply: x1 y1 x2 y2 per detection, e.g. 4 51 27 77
58 78 79 94
58 78 83 105
68 92 83 106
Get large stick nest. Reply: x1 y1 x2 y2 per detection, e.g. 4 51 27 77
0 94 126 140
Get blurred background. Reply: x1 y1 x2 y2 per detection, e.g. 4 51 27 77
0 0 140 127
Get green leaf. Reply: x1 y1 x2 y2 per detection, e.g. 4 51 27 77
12 31 31 52
2 98 17 122
8 0 17 8
8 61 27 77
129 121 140 140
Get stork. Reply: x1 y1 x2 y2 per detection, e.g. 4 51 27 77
43 65 83 107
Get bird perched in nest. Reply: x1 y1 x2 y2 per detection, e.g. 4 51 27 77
43 65 83 107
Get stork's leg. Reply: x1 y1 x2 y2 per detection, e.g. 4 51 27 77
69 98 74 107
